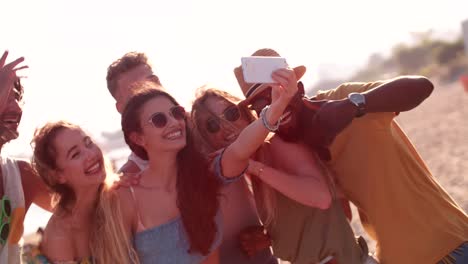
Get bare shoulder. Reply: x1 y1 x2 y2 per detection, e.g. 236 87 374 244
114 187 136 228
17 159 33 177
41 215 75 261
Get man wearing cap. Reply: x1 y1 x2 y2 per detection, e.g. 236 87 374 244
235 48 468 264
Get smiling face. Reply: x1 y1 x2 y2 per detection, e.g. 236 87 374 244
131 96 187 156
53 127 106 190
0 80 23 143
198 96 250 150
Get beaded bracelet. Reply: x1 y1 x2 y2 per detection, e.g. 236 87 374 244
260 105 281 132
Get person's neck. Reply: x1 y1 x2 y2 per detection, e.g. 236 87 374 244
143 151 178 191
67 185 101 226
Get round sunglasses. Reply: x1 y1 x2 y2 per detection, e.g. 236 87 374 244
0 196 11 246
206 105 241 134
147 105 186 128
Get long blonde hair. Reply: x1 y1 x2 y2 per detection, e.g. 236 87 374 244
31 121 139 263
90 169 140 264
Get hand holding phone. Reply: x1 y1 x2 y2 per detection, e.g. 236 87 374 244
241 56 288 84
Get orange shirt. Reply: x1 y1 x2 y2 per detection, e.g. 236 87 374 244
316 82 468 264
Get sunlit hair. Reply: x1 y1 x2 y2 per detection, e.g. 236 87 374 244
106 51 160 98
91 175 140 264
122 88 221 255
31 121 80 212
31 121 139 263
191 86 256 153
190 87 278 226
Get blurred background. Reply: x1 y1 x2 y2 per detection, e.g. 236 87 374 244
1 0 467 261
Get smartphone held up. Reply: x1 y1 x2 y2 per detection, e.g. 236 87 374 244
241 56 288 84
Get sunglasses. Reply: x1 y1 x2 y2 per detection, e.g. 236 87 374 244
0 196 11 246
146 105 186 128
206 105 241 134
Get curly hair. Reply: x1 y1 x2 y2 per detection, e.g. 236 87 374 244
31 120 139 263
106 51 160 98
31 120 80 212
122 88 221 255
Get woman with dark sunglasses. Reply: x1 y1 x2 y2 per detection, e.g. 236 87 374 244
117 68 297 264
191 87 374 264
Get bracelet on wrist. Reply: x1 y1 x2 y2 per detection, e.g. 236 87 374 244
260 105 281 132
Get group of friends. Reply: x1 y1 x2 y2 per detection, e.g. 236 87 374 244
0 48 467 264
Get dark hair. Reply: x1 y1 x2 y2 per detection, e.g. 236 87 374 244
31 121 80 213
191 87 255 152
122 88 221 255
106 52 160 98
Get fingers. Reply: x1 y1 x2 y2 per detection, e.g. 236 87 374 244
13 65 29 72
0 51 8 68
5 57 26 71
272 68 298 97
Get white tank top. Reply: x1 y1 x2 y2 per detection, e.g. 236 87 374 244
0 156 25 264
127 152 149 171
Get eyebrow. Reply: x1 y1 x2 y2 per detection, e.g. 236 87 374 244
66 136 90 158
66 145 79 159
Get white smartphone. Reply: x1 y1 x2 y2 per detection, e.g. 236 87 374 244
241 56 288 83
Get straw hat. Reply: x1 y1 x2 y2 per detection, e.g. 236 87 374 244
234 48 306 104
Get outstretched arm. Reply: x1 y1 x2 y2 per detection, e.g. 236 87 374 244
219 68 298 178
302 76 434 147
361 76 434 113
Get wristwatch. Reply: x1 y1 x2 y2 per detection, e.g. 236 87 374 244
347 92 366 117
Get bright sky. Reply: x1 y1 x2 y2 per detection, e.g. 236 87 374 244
1 0 467 235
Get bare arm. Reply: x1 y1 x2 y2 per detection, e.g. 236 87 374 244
115 188 137 238
302 76 434 147
249 137 332 209
19 161 52 212
363 76 434 113
220 68 298 178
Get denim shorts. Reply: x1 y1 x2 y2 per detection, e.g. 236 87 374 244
438 242 468 264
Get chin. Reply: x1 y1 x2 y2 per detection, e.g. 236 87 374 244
167 139 187 152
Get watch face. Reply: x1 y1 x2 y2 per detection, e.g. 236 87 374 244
349 93 365 105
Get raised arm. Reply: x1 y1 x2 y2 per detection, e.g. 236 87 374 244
0 51 28 113
360 76 434 113
220 68 298 178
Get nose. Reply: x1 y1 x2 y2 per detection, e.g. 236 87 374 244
84 148 95 161
220 120 235 134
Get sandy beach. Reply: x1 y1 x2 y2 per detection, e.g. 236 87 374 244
350 80 468 252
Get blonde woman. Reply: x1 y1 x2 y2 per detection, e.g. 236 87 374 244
31 121 138 263
191 87 370 264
